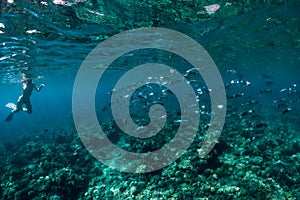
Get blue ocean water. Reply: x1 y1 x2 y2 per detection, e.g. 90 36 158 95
1 3 299 140
0 1 299 199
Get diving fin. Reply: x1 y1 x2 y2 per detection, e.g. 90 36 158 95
5 113 14 122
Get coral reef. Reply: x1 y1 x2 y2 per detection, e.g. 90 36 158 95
0 106 299 199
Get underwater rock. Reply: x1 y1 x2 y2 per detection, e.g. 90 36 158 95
249 156 264 165
204 4 220 15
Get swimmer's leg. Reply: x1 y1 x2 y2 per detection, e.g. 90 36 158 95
13 96 24 113
24 101 32 114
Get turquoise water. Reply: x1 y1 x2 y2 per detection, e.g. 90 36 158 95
0 1 300 199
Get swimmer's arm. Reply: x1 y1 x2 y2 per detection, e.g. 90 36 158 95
34 84 45 92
